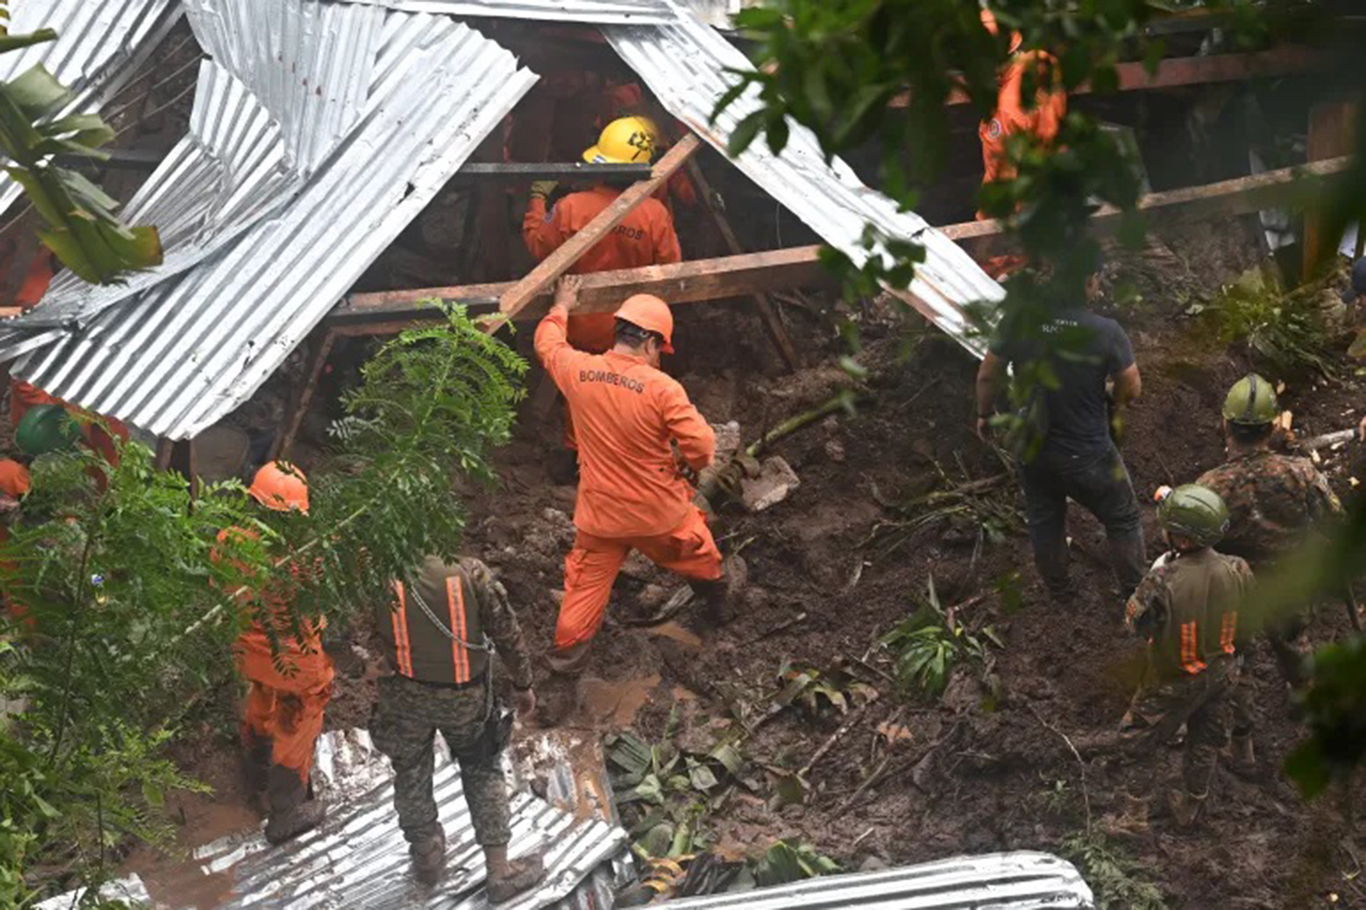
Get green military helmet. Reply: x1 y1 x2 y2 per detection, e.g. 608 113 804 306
15 404 80 457
1222 373 1279 426
1158 484 1230 547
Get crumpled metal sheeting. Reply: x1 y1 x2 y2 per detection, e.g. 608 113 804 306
332 0 679 25
186 729 629 910
0 0 182 214
603 8 1003 357
184 0 383 178
660 852 1095 910
20 61 294 330
8 4 538 439
35 875 155 910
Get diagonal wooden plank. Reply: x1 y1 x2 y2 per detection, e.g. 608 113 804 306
488 133 702 333
686 157 801 371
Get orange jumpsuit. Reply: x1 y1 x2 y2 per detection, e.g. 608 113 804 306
524 187 682 354
979 49 1066 214
216 528 334 782
534 304 720 667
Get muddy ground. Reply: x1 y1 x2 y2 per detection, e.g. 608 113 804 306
139 215 1366 910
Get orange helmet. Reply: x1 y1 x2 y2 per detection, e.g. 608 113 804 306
249 461 309 514
980 9 1024 54
616 294 674 354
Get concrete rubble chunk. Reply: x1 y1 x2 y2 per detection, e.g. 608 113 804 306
740 456 800 512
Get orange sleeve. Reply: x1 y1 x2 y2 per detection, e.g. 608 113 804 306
534 304 576 389
1034 86 1066 145
0 460 30 498
523 197 566 262
651 203 682 265
658 380 714 470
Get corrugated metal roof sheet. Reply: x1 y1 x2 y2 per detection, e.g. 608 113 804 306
39 729 631 910
603 8 1004 356
332 0 679 25
0 0 182 214
1 0 538 439
662 852 1095 910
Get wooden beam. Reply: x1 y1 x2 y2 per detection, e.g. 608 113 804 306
276 329 337 462
330 156 1352 333
1304 102 1357 276
894 45 1324 108
493 133 702 326
686 158 801 371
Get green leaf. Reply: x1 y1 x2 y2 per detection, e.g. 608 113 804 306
0 29 56 53
689 762 719 792
608 732 652 776
141 780 164 809
728 111 764 158
6 64 69 116
709 741 744 776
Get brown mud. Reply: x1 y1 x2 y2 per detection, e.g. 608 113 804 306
142 217 1366 909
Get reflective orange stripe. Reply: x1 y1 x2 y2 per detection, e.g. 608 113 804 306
1220 611 1238 655
446 575 469 684
391 581 413 677
1180 621 1207 674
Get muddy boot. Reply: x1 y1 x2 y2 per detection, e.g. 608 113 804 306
690 555 747 627
486 846 547 904
548 448 579 486
1100 793 1149 837
242 730 272 813
410 826 447 885
536 669 581 728
1168 788 1207 829
264 765 325 845
1229 731 1257 780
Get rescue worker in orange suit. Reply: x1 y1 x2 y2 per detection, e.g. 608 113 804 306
534 294 743 722
218 462 333 844
523 116 683 356
977 9 1067 222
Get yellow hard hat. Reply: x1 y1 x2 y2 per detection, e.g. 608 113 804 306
584 116 661 165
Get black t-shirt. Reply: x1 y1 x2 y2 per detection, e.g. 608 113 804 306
989 308 1135 459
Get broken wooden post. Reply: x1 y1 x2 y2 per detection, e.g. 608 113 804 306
1303 101 1356 277
686 158 801 371
487 133 703 333
277 328 337 462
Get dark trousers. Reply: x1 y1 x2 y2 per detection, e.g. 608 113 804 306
370 675 511 848
1019 444 1145 597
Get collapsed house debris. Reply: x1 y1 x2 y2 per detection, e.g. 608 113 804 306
4 0 1364 908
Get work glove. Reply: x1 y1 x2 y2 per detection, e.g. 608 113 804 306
530 180 558 201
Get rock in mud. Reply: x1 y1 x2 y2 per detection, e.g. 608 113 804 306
740 456 801 512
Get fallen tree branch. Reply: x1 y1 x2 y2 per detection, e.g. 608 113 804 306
799 704 870 781
1027 704 1092 834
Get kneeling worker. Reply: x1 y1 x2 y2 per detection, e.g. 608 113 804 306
370 555 545 898
534 294 742 705
1112 484 1253 831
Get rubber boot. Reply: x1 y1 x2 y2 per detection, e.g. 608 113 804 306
485 846 547 904
1108 533 1147 600
689 555 747 627
264 764 326 845
1229 731 1257 779
242 730 272 813
1168 788 1207 829
1101 793 1149 837
535 669 581 729
410 826 447 886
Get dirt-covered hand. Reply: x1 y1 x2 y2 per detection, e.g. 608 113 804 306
514 687 537 720
1359 415 1366 442
975 416 991 443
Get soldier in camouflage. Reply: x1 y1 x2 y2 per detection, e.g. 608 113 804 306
1108 485 1254 832
1196 373 1343 694
369 555 545 900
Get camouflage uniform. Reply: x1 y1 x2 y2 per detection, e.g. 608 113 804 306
1120 548 1254 801
369 557 534 850
1197 448 1343 685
